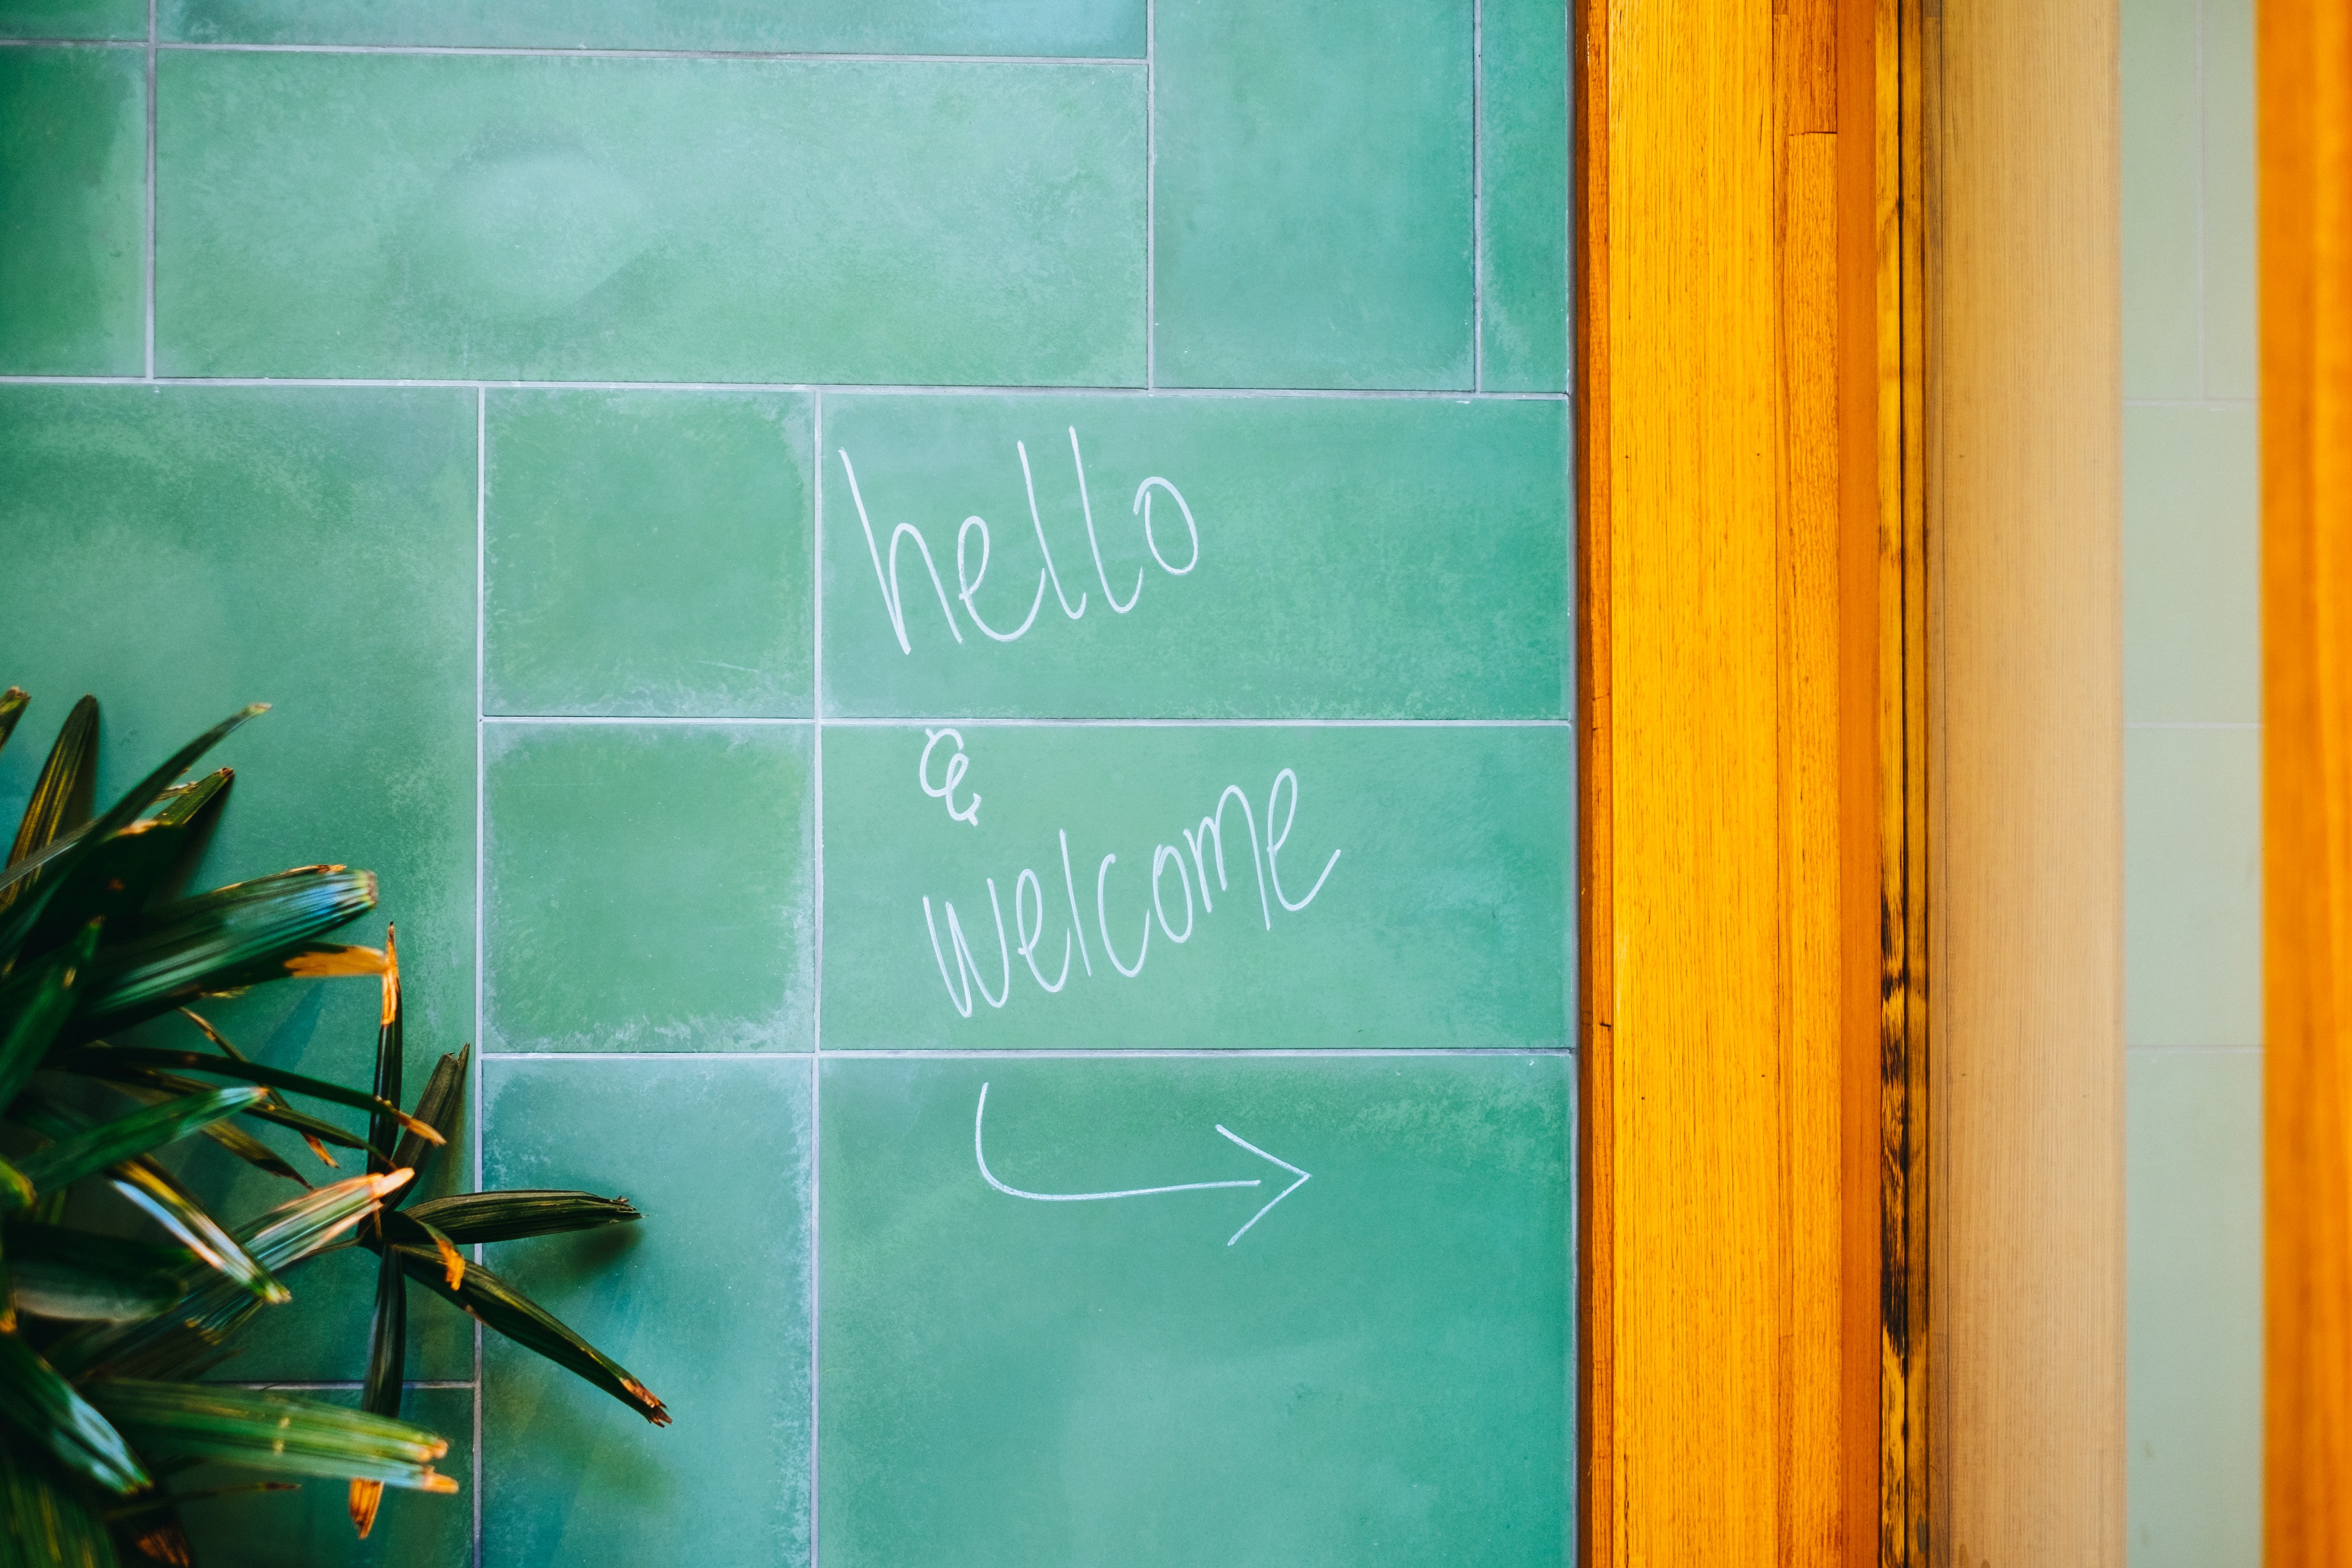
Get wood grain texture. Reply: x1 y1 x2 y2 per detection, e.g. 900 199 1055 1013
1579 0 1898 1559
2263 1 2352 1559
1925 0 2124 1562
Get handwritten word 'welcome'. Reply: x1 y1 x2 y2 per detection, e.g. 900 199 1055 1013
839 428 1199 655
922 767 1341 1018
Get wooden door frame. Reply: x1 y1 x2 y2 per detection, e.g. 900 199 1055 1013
1575 0 2122 1561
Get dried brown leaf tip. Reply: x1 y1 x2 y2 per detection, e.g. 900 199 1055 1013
348 1478 384 1539
282 944 389 979
626 1380 674 1427
429 1226 465 1291
378 924 399 1027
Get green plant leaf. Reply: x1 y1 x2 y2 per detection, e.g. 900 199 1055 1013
0 1431 123 1568
361 1242 405 1420
16 1086 269 1195
0 1333 147 1494
9 1227 192 1324
0 689 28 761
240 1170 410 1274
70 867 380 1037
55 1046 443 1147
0 920 99 1112
403 1189 641 1244
3 696 98 917
108 1162 285 1306
19 771 233 957
0 703 268 966
368 927 401 1176
383 1245 669 1426
82 1382 456 1492
389 1046 470 1201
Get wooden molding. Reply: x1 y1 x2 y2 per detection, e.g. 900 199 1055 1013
1575 0 1924 1558
2262 1 2352 1559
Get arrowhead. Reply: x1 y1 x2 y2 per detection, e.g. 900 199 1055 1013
1213 1126 1311 1246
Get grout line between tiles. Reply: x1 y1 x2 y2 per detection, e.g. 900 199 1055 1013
2195 0 2209 399
2126 1042 2262 1054
2124 720 2260 730
2122 396 2258 409
1471 0 1482 392
478 1048 1578 1061
809 389 826 1568
472 383 487 1568
1144 0 1155 392
0 374 1571 401
154 40 1146 65
144 0 156 380
479 715 1571 727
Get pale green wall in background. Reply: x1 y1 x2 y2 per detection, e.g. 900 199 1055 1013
2123 0 2262 1559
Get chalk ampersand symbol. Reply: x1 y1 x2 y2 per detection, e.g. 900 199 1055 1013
919 727 983 826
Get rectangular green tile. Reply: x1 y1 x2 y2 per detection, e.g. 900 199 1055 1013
2204 0 2256 401
2122 0 2200 399
487 391 815 719
820 724 1572 1050
482 1057 810 1568
0 46 144 373
2125 404 2256 723
0 0 142 37
485 722 814 1052
1479 0 1568 392
163 0 1141 54
2128 1047 2261 1568
176 1386 474 1567
1154 0 1473 389
819 1054 1573 1568
156 52 1145 383
2126 726 2260 1047
0 384 480 1378
821 394 1568 718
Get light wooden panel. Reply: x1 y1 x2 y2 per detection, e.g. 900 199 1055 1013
1926 0 2124 1562
1577 0 1903 1559
2262 1 2352 1559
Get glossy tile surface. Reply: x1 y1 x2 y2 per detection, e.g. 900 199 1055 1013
487 391 815 719
1154 0 1472 389
0 46 145 373
1479 0 1569 392
0 0 141 38
163 0 1143 54
819 1054 1572 1568
2128 1048 2261 1568
156 52 1146 384
2124 404 2257 724
484 723 814 1052
821 394 1569 717
481 1057 810 1568
821 724 1572 1050
2202 0 2256 400
2125 726 2260 1048
2122 0 2199 399
178 1388 475 1567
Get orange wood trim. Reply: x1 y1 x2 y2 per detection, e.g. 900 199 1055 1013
2263 1 2352 1559
1576 0 1913 1558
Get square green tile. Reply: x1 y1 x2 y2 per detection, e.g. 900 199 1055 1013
2125 404 2256 724
1479 0 1569 393
0 0 142 37
818 1054 1573 1568
820 724 1572 1049
2128 1047 2261 1568
1155 0 1473 389
162 0 1142 55
481 1056 810 1568
176 1386 475 1567
484 722 814 1052
2122 0 2200 400
2126 726 2260 1047
2204 0 2256 401
821 394 1569 718
155 51 1145 384
486 391 815 719
0 46 145 372
0 384 481 1377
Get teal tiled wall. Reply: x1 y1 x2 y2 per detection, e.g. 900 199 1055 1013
2123 0 2261 1559
0 7 1569 1564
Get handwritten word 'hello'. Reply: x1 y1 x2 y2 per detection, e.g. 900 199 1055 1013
838 428 1200 655
921 767 1341 1018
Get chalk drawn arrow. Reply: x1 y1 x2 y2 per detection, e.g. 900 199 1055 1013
973 1081 1312 1247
